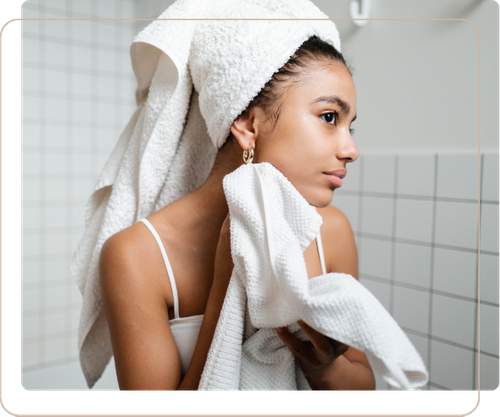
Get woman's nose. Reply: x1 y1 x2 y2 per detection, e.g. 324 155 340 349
336 133 359 163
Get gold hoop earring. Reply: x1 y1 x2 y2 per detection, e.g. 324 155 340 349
243 146 254 164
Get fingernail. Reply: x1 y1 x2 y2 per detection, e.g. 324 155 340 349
276 327 283 333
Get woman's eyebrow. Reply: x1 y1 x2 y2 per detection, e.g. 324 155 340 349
312 95 357 123
312 95 351 115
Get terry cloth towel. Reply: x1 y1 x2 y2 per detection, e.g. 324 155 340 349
70 0 342 388
198 162 429 390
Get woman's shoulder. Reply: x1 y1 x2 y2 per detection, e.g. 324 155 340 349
315 204 358 278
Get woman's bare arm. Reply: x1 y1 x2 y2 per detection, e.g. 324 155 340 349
99 216 233 390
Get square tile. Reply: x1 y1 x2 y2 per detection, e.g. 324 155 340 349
71 151 94 175
433 248 477 299
97 102 116 125
44 205 68 229
482 153 499 202
45 69 67 95
394 242 431 289
430 340 474 390
70 204 87 228
43 337 67 363
97 75 115 98
397 154 436 197
331 194 359 232
23 67 40 92
480 204 499 253
358 279 391 312
479 304 499 356
434 201 478 250
23 260 42 285
22 341 40 368
44 41 67 67
23 234 41 259
358 237 392 280
23 95 41 120
44 284 68 310
45 232 68 256
23 287 40 313
44 152 67 175
69 20 93 42
437 153 478 200
70 179 94 202
393 287 430 334
45 179 68 202
474 353 499 390
374 371 389 390
72 100 93 123
45 124 68 148
22 314 40 340
42 18 66 40
44 259 69 284
45 96 68 122
72 73 93 97
23 206 42 230
431 294 476 348
360 196 394 237
43 310 66 336
71 44 93 70
98 49 117 73
22 151 41 175
479 253 499 305
362 154 396 194
395 199 434 243
22 123 42 148
72 0 93 15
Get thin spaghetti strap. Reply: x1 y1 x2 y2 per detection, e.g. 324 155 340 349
138 218 180 319
314 208 327 275
316 229 327 275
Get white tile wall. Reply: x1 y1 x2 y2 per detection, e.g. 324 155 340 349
431 294 476 348
22 0 138 378
393 287 430 334
434 201 478 250
332 151 498 391
480 253 499 305
475 353 499 390
430 340 474 390
436 154 478 200
393 242 432 288
362 155 396 194
397 154 435 197
432 248 477 299
395 199 433 242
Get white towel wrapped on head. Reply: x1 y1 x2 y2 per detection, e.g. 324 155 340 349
199 162 429 390
71 0 343 388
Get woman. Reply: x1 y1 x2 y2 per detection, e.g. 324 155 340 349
98 34 375 390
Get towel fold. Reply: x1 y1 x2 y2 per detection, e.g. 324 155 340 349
199 162 429 390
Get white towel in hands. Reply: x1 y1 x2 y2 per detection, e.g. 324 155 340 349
199 162 429 390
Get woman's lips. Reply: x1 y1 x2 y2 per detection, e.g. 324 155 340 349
323 169 346 188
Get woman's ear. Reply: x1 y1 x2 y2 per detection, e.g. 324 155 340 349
230 107 266 151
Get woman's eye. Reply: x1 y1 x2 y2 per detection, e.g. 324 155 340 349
320 112 337 125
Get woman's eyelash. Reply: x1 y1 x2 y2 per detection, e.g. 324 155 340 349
320 112 338 125
320 112 355 135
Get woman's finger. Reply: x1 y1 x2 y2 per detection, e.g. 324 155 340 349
297 320 334 357
297 320 349 361
275 327 319 370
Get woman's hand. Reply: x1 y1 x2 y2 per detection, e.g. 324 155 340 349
276 320 375 390
276 320 349 383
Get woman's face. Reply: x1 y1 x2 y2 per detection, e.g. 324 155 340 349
253 62 358 208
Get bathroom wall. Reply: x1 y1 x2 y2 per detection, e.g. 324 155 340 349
21 0 137 387
333 151 499 390
21 0 498 390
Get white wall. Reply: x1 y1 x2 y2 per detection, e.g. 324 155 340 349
315 0 498 153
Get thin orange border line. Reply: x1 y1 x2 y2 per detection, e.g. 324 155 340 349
0 15 488 417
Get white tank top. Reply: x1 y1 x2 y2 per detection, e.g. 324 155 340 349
138 215 327 377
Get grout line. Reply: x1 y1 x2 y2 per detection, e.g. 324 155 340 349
335 189 498 205
353 231 498 256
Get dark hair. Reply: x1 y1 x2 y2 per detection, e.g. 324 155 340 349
221 35 350 152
